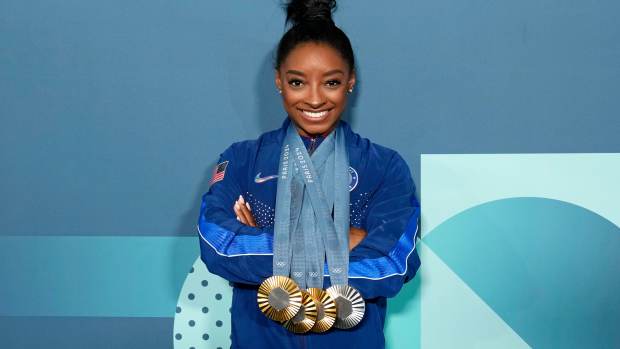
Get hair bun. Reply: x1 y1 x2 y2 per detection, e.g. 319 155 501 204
285 0 337 26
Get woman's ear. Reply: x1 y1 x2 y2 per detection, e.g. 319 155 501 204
347 70 356 92
274 69 283 93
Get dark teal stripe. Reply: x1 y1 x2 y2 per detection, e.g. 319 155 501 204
0 316 173 349
0 236 197 317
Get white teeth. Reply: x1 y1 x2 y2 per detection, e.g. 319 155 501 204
302 110 328 119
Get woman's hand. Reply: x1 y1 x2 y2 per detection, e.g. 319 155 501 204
233 195 367 250
349 226 367 251
234 195 257 227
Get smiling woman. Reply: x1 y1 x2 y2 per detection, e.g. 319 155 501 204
197 0 421 348
275 42 355 137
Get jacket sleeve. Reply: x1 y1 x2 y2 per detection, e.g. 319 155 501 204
197 145 274 285
347 152 421 300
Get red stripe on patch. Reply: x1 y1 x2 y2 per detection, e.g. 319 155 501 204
209 161 229 185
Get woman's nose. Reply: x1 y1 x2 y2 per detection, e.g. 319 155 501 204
305 85 325 108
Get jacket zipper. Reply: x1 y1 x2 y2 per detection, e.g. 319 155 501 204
300 333 307 349
308 137 317 155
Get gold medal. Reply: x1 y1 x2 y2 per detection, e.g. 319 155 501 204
257 276 302 322
283 290 317 333
326 285 365 329
307 287 337 333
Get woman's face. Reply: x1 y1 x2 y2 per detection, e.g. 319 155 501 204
275 42 356 137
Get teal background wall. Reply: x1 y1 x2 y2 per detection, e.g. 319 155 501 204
1 0 619 348
417 154 620 348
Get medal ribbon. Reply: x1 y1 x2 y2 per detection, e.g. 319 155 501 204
272 121 350 288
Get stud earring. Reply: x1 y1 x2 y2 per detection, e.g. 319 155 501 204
277 88 282 94
348 88 353 94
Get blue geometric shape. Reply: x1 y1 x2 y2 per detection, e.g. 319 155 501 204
424 197 620 348
419 242 530 348
174 258 232 349
385 275 421 349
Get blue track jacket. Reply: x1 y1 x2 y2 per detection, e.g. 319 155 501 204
198 118 420 349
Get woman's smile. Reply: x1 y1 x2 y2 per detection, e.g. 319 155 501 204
299 108 332 120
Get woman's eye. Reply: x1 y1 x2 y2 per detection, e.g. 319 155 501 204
288 79 303 88
326 80 342 88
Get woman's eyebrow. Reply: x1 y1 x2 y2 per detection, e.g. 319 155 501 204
286 69 305 76
324 69 344 76
285 69 345 76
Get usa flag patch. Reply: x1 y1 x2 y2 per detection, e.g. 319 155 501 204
209 161 229 185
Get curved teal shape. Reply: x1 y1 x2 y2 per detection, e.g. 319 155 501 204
424 197 620 348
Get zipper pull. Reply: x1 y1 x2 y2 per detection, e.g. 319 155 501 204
309 137 317 155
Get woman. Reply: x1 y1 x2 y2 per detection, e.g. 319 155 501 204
197 1 420 348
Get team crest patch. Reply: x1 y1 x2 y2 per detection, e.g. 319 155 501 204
209 161 228 185
348 166 358 192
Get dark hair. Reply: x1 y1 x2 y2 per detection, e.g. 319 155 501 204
275 0 355 72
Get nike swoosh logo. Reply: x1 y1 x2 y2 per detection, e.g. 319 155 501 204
254 172 279 183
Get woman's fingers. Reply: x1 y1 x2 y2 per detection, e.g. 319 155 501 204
239 197 257 227
233 199 248 225
349 226 367 251
236 195 257 227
